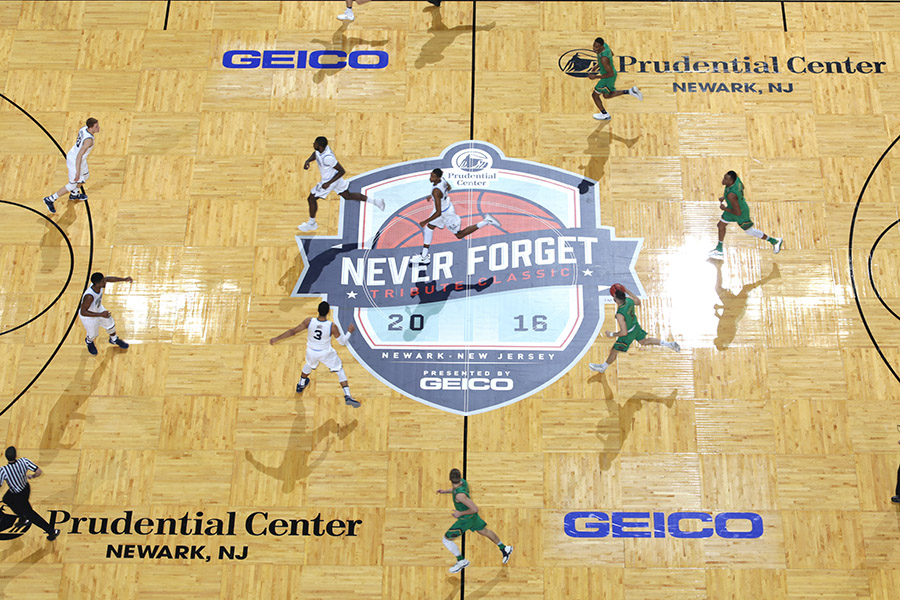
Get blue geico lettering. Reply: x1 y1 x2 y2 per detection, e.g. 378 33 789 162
223 50 389 70
563 511 763 539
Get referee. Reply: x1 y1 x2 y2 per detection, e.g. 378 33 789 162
0 447 59 540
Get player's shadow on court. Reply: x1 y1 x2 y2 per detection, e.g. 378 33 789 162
594 389 677 471
0 544 53 599
39 202 77 274
41 353 110 452
578 125 641 194
415 7 496 69
278 242 360 310
311 26 390 84
278 254 304 308
465 569 509 599
244 404 358 494
712 261 780 350
401 279 493 341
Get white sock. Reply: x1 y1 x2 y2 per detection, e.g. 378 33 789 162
50 193 59 201
476 220 488 228
345 8 353 15
109 334 118 342
309 218 317 224
745 227 764 239
442 537 461 558
661 341 673 349
423 227 434 245
342 385 350 396
422 247 430 257
600 362 609 369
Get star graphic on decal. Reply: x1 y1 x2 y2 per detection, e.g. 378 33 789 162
347 291 358 299
582 269 593 277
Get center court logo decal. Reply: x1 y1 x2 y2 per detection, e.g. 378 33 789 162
293 141 643 415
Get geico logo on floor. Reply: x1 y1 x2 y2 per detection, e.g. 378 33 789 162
223 50 389 69
420 376 513 391
564 511 764 539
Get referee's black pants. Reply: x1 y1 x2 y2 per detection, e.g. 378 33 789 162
3 485 53 535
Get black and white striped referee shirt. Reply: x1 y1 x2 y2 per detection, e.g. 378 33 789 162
0 458 38 493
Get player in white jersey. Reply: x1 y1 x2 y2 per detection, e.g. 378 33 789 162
410 168 501 265
297 136 384 233
43 118 100 214
79 271 132 355
269 301 361 407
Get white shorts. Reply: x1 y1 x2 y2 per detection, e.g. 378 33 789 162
79 314 115 340
430 211 461 234
305 347 343 372
67 157 89 184
311 178 349 199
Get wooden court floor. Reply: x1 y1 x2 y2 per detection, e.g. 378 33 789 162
1 1 899 598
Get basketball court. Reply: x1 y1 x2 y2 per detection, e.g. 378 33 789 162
1 1 899 598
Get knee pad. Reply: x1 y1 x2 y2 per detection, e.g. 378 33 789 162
335 368 347 381
744 227 764 239
423 227 434 245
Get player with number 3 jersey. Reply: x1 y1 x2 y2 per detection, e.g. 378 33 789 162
269 301 361 407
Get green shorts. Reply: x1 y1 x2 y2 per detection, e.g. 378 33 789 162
445 514 487 539
720 211 753 229
593 75 617 95
613 326 647 352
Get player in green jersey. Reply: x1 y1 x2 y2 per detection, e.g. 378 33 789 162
436 468 512 573
589 284 680 374
709 170 783 260
588 37 642 121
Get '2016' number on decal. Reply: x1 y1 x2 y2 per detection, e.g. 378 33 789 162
388 314 424 331
514 315 548 332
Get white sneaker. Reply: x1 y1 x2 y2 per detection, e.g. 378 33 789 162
483 213 500 228
588 363 608 373
708 249 724 260
630 86 643 101
502 545 513 564
670 341 681 353
593 112 611 121
449 558 469 573
298 222 318 233
372 197 385 211
337 12 354 21
410 253 431 265
773 238 783 254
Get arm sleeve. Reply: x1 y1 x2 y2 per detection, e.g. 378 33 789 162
337 331 352 346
